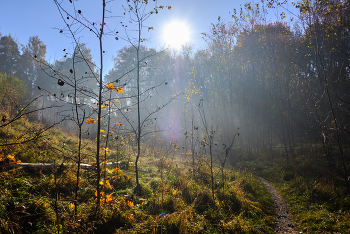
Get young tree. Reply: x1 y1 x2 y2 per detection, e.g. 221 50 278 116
105 1 173 192
49 0 174 213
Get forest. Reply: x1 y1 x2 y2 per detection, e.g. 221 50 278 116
1 0 350 233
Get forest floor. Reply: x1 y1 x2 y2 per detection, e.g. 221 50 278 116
258 177 299 234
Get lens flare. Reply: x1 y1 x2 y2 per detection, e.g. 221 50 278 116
157 109 182 142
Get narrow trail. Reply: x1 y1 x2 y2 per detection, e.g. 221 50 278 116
258 177 299 234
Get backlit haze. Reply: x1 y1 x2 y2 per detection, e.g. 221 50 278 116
0 0 296 76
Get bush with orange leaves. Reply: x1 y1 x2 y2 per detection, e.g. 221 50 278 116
0 154 21 167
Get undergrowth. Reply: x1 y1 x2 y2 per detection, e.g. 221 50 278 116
277 176 350 233
246 153 350 234
0 117 275 233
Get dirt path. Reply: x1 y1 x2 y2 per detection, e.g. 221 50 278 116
258 177 299 234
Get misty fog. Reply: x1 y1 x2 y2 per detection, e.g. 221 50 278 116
1 0 350 232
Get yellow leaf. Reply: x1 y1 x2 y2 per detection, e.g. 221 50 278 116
85 118 96 124
7 155 15 162
106 168 113 174
105 193 114 204
116 87 125 93
95 191 105 197
105 180 113 189
127 200 134 208
168 6 171 10
105 82 116 90
100 129 106 133
69 203 75 210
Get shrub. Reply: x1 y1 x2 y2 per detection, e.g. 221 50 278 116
194 190 214 213
0 72 27 114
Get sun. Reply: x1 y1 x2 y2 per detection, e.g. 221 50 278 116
163 21 190 49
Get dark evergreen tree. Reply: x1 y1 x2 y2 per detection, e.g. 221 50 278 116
0 35 21 75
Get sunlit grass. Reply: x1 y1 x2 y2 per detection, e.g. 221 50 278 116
0 115 277 233
277 179 350 233
5 115 350 233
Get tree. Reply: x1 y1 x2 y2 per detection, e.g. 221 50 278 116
296 0 350 190
0 73 27 116
106 1 173 192
0 35 21 75
49 0 173 215
20 36 47 93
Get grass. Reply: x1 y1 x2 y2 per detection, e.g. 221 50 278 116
0 116 96 164
277 176 350 233
0 163 275 233
245 152 350 234
0 116 276 233
4 113 350 233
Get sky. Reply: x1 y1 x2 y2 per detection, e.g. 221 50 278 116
0 0 297 75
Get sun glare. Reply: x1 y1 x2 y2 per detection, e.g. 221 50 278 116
163 21 190 49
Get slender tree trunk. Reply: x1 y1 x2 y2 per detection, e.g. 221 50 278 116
135 17 142 191
210 142 214 201
54 162 60 234
95 0 106 215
